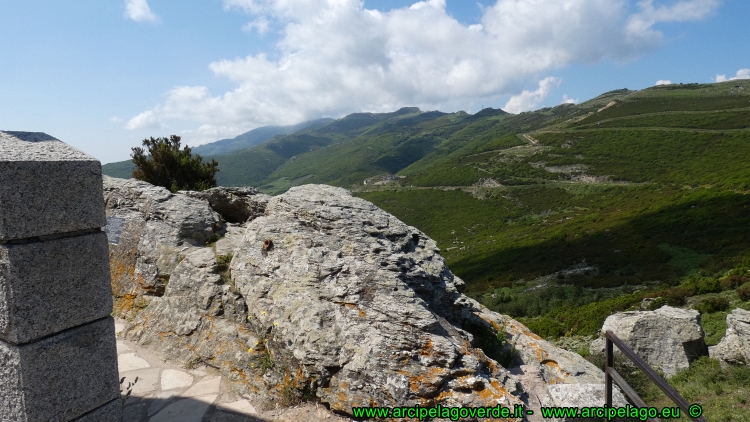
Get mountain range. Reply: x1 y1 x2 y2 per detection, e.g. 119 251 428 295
102 80 750 417
102 79 750 306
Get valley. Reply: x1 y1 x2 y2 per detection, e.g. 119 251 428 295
103 80 750 338
102 80 750 419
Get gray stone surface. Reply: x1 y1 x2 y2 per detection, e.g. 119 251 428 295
0 317 120 422
0 231 112 344
102 176 222 316
0 131 106 240
161 369 194 390
709 308 750 365
72 398 122 422
122 184 608 418
590 306 707 377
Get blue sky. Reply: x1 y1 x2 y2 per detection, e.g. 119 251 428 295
1 0 748 164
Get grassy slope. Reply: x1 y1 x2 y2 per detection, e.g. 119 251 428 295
356 81 750 416
353 81 750 328
101 159 135 179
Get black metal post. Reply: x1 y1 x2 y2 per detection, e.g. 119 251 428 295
605 336 613 408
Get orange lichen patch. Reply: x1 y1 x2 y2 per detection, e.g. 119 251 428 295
401 367 450 394
109 250 149 315
358 308 366 317
229 367 249 382
504 318 542 341
541 360 570 384
475 379 511 402
113 294 137 315
418 338 434 358
484 318 505 334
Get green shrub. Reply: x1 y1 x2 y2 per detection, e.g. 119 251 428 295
695 296 730 314
721 273 749 290
697 277 724 294
131 135 219 192
647 297 667 310
523 317 565 339
216 253 234 287
662 287 690 306
684 277 723 295
738 283 750 302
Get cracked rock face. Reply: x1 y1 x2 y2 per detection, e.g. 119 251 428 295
118 182 614 419
180 187 270 224
103 176 222 315
709 308 750 365
590 306 708 377
230 185 523 412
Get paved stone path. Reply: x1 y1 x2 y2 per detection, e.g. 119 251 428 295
115 320 353 422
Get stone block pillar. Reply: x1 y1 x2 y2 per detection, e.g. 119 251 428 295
0 132 121 421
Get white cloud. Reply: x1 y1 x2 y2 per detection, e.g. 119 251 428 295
242 17 271 35
655 79 672 85
180 124 244 147
126 111 164 130
504 77 561 114
626 0 720 47
129 0 722 140
715 68 750 83
124 0 160 24
561 94 579 104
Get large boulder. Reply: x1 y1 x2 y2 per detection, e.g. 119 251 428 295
122 184 618 418
102 176 222 315
590 306 707 377
709 308 750 365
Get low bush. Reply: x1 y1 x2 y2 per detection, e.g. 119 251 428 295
647 297 667 310
695 296 730 314
721 273 749 290
523 317 565 339
738 283 750 302
685 277 724 295
662 287 690 306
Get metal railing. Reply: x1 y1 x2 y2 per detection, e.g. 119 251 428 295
605 330 708 422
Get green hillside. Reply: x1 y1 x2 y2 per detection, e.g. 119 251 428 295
103 81 750 341
230 80 749 340
99 81 750 417
101 118 334 179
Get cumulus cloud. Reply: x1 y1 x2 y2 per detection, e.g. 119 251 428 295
715 68 750 83
561 94 579 104
655 79 672 85
124 0 159 24
626 0 720 47
503 77 561 114
242 17 271 34
126 110 164 130
128 0 722 136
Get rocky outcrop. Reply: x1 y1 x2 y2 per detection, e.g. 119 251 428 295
590 306 707 377
709 308 750 365
117 182 619 419
102 176 222 315
180 186 270 224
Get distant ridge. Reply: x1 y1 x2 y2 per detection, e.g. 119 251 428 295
191 118 334 157
101 118 334 179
